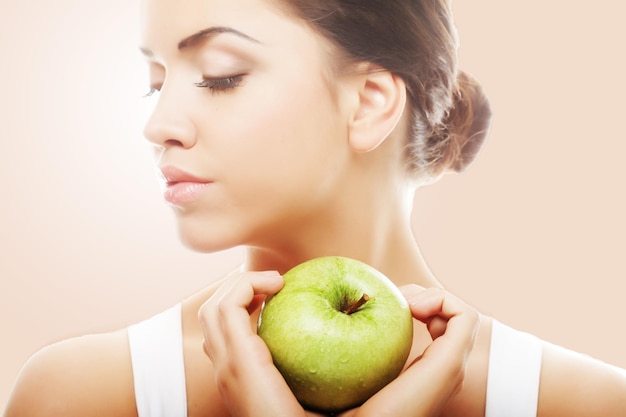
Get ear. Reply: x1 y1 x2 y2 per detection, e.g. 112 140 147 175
348 68 407 153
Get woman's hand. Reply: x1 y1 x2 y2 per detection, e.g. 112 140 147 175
198 271 323 417
199 274 478 417
341 285 480 417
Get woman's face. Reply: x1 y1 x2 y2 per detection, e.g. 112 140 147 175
140 0 354 252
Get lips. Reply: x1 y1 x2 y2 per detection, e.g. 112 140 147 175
159 166 213 205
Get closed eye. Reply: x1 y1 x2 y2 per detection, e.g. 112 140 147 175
195 75 244 93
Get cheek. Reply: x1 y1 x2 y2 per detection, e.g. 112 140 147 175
216 75 344 183
181 68 348 249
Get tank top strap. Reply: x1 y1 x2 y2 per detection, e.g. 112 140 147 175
485 319 543 417
127 303 188 417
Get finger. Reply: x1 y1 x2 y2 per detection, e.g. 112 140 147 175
426 315 448 340
200 268 245 317
401 285 462 320
401 285 477 347
198 271 283 363
404 286 478 369
400 285 447 339
400 285 448 340
358 286 479 416
198 277 238 358
197 270 283 368
218 271 284 348
198 272 309 417
197 269 245 342
247 293 267 315
198 271 277 333
198 271 251 363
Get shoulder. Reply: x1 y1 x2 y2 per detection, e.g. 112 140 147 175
3 329 137 417
538 341 626 416
445 317 626 417
477 319 626 416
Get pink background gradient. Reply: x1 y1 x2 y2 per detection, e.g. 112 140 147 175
1 1 625 409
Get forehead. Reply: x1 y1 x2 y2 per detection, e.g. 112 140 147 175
140 0 297 53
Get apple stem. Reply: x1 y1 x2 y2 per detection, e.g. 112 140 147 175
343 293 370 315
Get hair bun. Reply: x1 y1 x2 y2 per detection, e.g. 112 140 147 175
443 70 492 173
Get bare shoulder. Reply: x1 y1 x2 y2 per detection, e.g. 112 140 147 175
538 342 626 416
3 329 137 417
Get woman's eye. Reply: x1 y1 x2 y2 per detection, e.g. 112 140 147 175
195 75 244 93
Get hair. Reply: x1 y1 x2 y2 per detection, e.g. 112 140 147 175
279 0 492 181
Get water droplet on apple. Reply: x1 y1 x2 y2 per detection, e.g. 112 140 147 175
309 368 317 374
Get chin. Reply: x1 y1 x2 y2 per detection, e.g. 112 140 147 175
181 235 240 254
176 225 238 253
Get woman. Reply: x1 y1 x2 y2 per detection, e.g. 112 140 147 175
4 0 626 416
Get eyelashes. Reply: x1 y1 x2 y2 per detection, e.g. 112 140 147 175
195 75 244 92
143 75 244 98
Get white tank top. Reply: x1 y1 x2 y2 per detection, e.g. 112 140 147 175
127 305 544 417
485 320 543 417
127 304 188 417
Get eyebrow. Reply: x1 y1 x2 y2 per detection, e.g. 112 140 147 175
139 26 261 58
178 26 261 50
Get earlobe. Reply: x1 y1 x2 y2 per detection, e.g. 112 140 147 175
348 69 407 153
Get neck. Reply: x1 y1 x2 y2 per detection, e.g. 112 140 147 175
243 187 441 289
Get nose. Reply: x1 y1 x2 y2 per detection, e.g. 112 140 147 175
143 87 197 150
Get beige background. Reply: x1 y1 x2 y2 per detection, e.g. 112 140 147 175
1 0 625 409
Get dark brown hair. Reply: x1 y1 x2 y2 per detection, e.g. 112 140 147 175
281 0 492 180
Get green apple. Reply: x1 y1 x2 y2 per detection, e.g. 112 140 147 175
257 256 413 413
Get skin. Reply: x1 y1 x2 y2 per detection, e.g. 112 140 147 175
4 0 626 416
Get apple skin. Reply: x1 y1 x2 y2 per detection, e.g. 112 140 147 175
257 256 413 413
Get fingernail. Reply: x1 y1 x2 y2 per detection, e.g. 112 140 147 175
400 284 424 305
259 270 282 278
402 285 443 305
